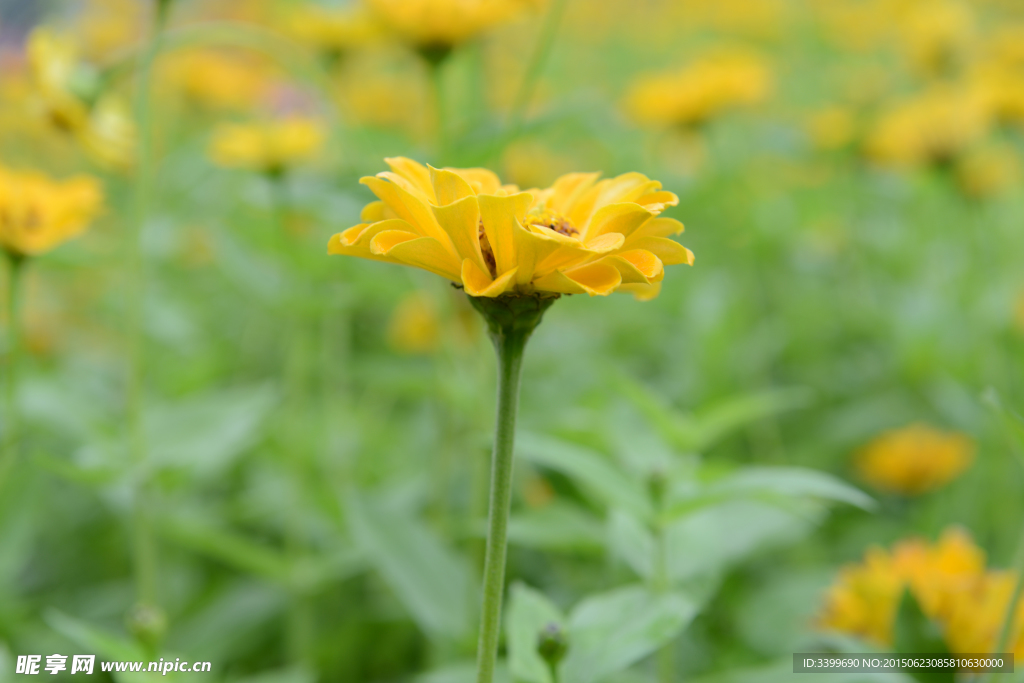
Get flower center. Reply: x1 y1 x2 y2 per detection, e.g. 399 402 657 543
524 210 578 237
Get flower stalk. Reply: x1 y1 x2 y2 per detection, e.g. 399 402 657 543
468 294 557 683
3 254 24 472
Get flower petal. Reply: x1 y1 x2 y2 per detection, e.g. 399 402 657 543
385 157 435 200
361 176 455 252
604 249 664 284
433 195 486 272
534 232 624 277
629 217 685 240
361 200 389 222
478 192 533 276
511 220 563 285
534 261 622 296
371 230 462 281
617 281 662 301
624 236 694 265
328 219 416 260
455 167 504 195
583 202 656 241
430 166 475 205
462 259 518 297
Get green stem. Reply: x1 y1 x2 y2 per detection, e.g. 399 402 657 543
506 0 569 138
3 254 24 471
428 59 448 160
475 328 528 683
127 0 167 623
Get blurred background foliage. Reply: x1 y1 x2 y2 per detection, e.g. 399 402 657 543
0 0 1024 681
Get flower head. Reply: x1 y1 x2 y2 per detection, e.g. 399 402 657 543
26 28 135 169
365 0 524 56
865 86 991 167
161 49 274 111
0 166 103 258
626 49 772 128
855 423 975 495
287 5 381 61
956 145 1021 199
329 158 692 301
817 529 985 646
209 118 325 174
818 528 1024 655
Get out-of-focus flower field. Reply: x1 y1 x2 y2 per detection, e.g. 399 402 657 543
1 0 1024 681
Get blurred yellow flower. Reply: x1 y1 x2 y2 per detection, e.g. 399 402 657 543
365 0 524 57
973 63 1024 127
956 145 1020 199
625 49 772 128
76 0 144 60
287 5 381 61
806 106 857 151
388 291 440 354
855 423 974 495
329 158 692 300
26 28 135 169
819 528 1024 655
161 49 274 111
898 0 975 76
865 86 991 167
817 529 985 647
209 118 325 174
0 166 103 258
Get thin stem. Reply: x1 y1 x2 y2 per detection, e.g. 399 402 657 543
475 329 528 683
127 0 168 620
653 509 674 683
2 254 24 472
506 0 569 139
428 59 447 160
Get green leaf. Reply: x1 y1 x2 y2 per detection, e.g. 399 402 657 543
414 662 510 683
507 503 606 553
346 490 473 639
607 510 656 580
146 385 278 477
664 467 875 520
506 583 566 683
562 585 698 683
893 590 954 683
613 375 811 453
159 513 289 582
45 610 146 662
517 433 653 520
666 500 821 581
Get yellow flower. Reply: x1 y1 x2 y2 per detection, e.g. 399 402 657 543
817 529 985 646
625 49 772 128
898 0 975 76
161 49 274 111
365 0 524 55
865 86 991 167
806 106 857 151
26 28 135 169
819 528 1024 655
388 291 440 354
973 63 1024 127
287 5 381 60
329 157 692 301
208 118 325 174
956 145 1021 199
855 423 975 495
0 166 103 258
